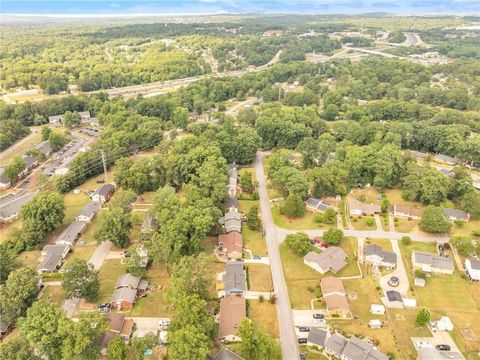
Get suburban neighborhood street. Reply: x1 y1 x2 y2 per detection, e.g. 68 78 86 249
254 152 299 360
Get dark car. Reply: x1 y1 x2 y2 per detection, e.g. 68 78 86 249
435 344 451 351
313 313 325 319
300 353 307 360
298 327 310 332
438 244 445 253
298 338 307 344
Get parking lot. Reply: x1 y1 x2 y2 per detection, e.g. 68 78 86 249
42 135 87 176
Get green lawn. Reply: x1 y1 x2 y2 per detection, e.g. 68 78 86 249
365 238 392 251
394 217 419 233
239 199 258 215
96 259 126 303
0 219 21 244
130 263 175 317
40 286 65 306
336 237 360 277
79 212 105 243
272 205 335 230
350 216 376 230
242 227 267 257
64 245 96 265
63 192 90 224
344 276 382 319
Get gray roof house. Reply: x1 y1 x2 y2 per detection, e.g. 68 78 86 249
307 328 328 347
325 333 348 356
386 290 403 304
220 210 242 233
37 244 70 273
22 155 38 173
211 347 244 360
48 114 64 125
0 168 11 189
55 220 87 246
365 244 397 268
342 336 389 360
115 273 142 290
305 197 331 213
434 153 458 165
91 183 116 204
304 247 348 274
225 197 239 212
111 287 138 309
141 214 158 239
412 251 455 275
35 140 53 156
0 313 10 337
442 208 470 222
223 262 246 296
0 192 36 223
76 201 101 222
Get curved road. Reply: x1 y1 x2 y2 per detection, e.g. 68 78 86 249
254 151 449 359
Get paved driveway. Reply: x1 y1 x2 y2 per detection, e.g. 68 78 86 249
128 317 171 337
379 239 409 297
89 241 113 270
255 152 299 360
411 330 464 357
292 310 328 328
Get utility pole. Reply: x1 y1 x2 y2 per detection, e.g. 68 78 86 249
101 150 108 183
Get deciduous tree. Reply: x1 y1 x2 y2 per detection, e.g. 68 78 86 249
62 258 100 301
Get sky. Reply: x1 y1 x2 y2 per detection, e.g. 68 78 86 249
1 0 479 15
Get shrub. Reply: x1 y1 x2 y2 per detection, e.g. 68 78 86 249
366 218 375 226
401 236 412 246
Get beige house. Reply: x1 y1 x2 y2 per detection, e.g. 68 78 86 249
304 247 348 274
320 276 351 317
218 295 246 342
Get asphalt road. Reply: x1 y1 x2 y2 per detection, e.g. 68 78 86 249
254 151 299 360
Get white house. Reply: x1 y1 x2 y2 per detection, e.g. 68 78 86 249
465 258 480 281
91 183 116 204
364 244 397 269
411 251 454 275
403 298 417 308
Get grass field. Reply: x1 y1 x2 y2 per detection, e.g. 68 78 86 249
63 192 91 224
130 263 175 317
450 218 480 238
96 259 126 303
272 205 335 230
16 249 41 266
336 237 360 277
40 285 65 306
365 238 392 251
0 219 22 244
64 244 96 265
350 216 376 230
344 276 382 319
248 300 279 338
349 188 381 204
247 264 273 292
79 211 105 243
239 199 268 256
394 217 419 233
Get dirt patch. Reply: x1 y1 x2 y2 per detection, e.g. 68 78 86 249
459 328 478 341
395 314 405 321
347 291 358 300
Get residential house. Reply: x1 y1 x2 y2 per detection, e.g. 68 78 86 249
140 214 158 240
220 211 242 233
442 208 470 222
91 183 116 204
364 244 397 268
78 111 91 121
341 336 389 360
348 199 381 217
37 244 70 273
21 155 38 176
218 295 246 342
0 168 11 190
410 150 427 160
76 201 101 222
98 312 134 352
465 258 480 281
35 140 53 156
324 333 348 357
392 204 421 220
304 247 348 274
82 117 100 127
320 276 351 317
218 232 243 260
48 114 63 125
55 220 87 246
386 290 403 305
0 192 36 223
305 197 331 213
411 251 455 275
223 262 246 296
307 328 328 347
434 153 458 166
111 273 149 310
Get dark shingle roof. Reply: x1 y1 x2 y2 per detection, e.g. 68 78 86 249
308 328 328 347
386 290 402 303
365 244 397 265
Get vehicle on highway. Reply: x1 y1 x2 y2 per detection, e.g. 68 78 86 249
436 344 451 351
298 338 307 344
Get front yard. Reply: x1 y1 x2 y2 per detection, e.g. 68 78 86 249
272 205 336 230
350 216 376 230
246 264 273 292
248 300 279 338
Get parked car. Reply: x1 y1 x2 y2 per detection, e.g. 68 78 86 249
436 344 451 351
298 327 310 332
253 255 261 260
98 303 111 313
298 338 307 344
438 244 444 253
320 242 329 249
313 313 325 319
300 353 307 360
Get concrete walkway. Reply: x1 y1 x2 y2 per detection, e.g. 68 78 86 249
374 214 383 231
89 241 113 270
388 213 395 232
244 291 272 300
379 239 410 297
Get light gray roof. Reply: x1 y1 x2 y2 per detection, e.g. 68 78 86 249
225 197 239 210
413 251 454 271
223 262 246 292
365 244 397 265
0 313 10 332
141 214 158 232
48 115 63 122
78 111 91 118
386 290 402 303
77 201 101 220
22 155 37 169
224 211 241 222
308 328 328 347
37 245 68 272
224 218 242 233
115 273 141 289
304 247 348 273
325 333 348 355
342 336 372 360
42 244 70 256
93 183 115 198
35 140 52 155
0 192 36 220
55 220 86 246
434 153 458 164
442 208 469 220
111 287 137 304
0 168 9 185
410 150 427 158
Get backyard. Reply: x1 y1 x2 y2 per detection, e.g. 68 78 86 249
246 264 273 292
248 300 279 338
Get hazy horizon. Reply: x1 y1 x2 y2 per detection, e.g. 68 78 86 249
2 0 479 16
